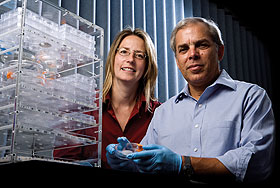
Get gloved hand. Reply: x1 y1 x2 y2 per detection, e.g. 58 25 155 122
106 137 138 171
127 144 182 174
116 137 130 150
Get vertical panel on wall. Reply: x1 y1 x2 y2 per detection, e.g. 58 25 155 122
225 14 236 79
264 48 272 95
61 0 77 13
201 0 210 18
155 0 169 102
192 0 201 16
175 0 185 23
253 36 262 87
79 0 93 23
184 0 193 17
240 26 250 82
233 20 244 81
165 0 177 98
144 0 156 44
176 0 187 92
246 31 257 84
217 9 229 72
259 42 268 91
145 0 158 99
209 2 218 22
110 0 121 44
134 0 144 29
122 0 133 29
95 0 109 62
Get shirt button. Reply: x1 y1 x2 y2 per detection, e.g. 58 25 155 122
194 148 198 152
195 124 199 128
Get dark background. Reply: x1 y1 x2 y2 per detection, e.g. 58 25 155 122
212 0 280 182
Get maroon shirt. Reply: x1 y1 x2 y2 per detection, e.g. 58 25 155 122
53 94 160 169
101 94 160 168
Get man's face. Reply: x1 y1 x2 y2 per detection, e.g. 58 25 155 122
175 22 224 89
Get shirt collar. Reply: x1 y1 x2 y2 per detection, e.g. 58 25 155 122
175 69 236 103
214 69 237 90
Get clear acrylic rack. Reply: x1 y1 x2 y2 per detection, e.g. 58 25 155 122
0 0 103 167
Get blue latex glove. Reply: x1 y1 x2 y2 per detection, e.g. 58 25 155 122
127 144 182 174
106 137 138 171
116 137 130 150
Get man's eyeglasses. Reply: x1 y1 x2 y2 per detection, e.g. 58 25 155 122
117 48 147 60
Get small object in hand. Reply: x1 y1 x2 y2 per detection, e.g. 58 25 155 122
115 143 143 160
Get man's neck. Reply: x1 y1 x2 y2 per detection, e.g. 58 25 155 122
188 70 221 100
188 84 206 101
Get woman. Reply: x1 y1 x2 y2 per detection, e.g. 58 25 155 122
54 28 160 168
101 27 160 168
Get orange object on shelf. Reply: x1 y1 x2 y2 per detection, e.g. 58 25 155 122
6 71 14 79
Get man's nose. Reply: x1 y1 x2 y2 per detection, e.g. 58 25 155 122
188 47 200 60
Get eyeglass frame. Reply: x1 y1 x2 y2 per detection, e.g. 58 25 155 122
116 47 147 60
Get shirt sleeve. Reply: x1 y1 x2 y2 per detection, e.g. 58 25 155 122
217 86 275 182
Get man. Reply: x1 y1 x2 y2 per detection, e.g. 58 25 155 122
106 17 275 183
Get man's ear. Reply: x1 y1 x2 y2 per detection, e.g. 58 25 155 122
218 45 224 61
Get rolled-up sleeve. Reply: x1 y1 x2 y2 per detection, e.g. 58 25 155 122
217 87 275 182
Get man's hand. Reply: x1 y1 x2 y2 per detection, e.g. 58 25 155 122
127 144 182 174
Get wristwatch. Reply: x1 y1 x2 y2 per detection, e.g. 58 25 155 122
181 156 194 179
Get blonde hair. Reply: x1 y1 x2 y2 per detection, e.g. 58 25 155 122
103 27 158 110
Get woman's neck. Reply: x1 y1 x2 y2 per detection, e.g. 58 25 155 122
111 79 139 108
111 79 139 131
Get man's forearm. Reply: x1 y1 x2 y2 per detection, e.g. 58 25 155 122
181 156 235 182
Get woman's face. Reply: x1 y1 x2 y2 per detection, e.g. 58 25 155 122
113 35 146 85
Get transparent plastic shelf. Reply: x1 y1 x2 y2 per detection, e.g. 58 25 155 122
0 0 103 166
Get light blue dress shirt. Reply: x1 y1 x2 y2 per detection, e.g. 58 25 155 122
141 70 275 182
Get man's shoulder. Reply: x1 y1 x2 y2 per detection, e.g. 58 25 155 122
219 70 266 94
234 80 266 93
232 80 269 102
